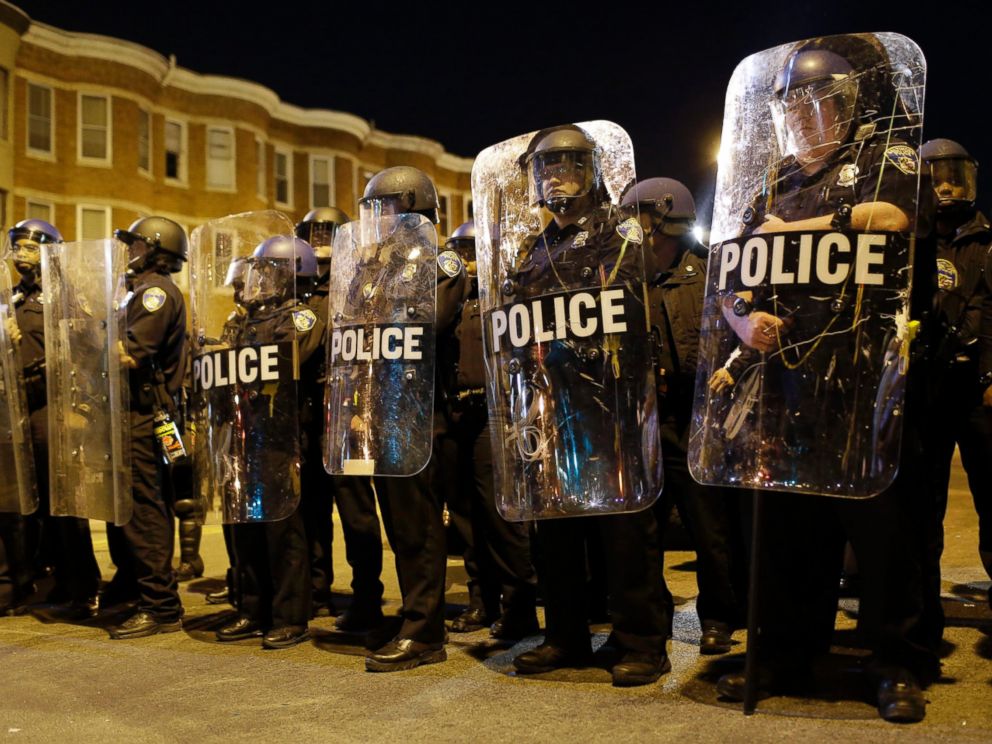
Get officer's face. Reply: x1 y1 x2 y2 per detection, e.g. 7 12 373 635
638 212 678 277
930 159 977 207
778 79 856 166
538 153 589 202
12 239 41 277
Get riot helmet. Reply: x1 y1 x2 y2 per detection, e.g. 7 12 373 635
6 218 62 276
242 235 316 309
770 48 859 166
920 138 978 212
621 178 696 237
524 126 602 215
224 256 249 309
359 166 440 225
115 216 188 275
295 206 351 263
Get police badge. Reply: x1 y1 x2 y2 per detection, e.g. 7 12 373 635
837 164 859 187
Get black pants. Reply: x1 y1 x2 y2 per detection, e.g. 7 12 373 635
537 509 671 654
930 363 992 578
106 411 182 620
755 387 942 684
333 475 383 611
301 439 334 604
375 452 447 644
439 402 537 620
657 406 749 630
232 501 310 629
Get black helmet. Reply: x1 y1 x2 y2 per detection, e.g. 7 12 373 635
295 207 351 260
115 216 188 261
8 218 63 247
360 166 439 225
770 47 859 166
445 220 476 262
524 125 601 214
621 178 695 236
921 138 978 210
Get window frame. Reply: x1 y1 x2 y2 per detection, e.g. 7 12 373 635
77 91 113 166
25 81 55 160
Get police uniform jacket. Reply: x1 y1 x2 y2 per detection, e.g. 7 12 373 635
126 269 188 409
13 279 46 410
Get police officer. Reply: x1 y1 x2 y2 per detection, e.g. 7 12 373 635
714 39 941 723
354 166 466 671
622 179 749 654
107 216 189 638
295 208 384 628
1 219 101 617
921 138 992 605
215 236 321 648
436 220 539 639
507 126 672 686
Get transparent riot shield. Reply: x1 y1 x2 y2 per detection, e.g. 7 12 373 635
189 211 300 523
0 262 37 514
689 33 926 498
472 121 662 521
325 213 437 476
42 240 132 524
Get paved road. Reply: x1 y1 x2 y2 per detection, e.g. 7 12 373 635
1 455 989 743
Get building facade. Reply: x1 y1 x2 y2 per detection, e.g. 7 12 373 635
0 1 475 255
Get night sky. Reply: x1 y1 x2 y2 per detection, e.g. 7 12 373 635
13 1 989 222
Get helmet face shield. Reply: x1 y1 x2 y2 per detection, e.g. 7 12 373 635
529 150 596 212
303 223 337 262
242 257 290 308
770 76 858 165
929 158 978 206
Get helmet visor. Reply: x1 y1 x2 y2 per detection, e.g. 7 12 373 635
770 77 858 164
529 151 595 209
303 223 337 261
929 159 977 206
241 257 290 307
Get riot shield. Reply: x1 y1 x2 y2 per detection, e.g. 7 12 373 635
0 262 37 515
472 121 661 521
42 240 132 524
324 213 437 476
189 211 301 523
689 33 926 498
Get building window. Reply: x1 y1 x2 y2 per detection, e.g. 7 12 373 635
25 199 53 222
78 93 111 163
164 119 186 182
0 68 8 140
27 82 53 156
77 205 110 241
274 148 292 206
206 126 235 190
439 195 450 236
255 138 266 199
138 109 151 174
310 155 333 208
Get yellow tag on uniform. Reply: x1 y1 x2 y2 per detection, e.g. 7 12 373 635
142 287 167 313
293 308 317 332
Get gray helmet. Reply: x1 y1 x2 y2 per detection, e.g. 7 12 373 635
115 216 188 261
524 126 601 214
921 138 978 210
360 166 439 224
774 49 854 98
445 219 476 260
9 218 63 246
251 235 318 279
621 178 695 236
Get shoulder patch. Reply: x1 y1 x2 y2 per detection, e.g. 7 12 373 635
616 217 644 245
884 145 919 176
936 258 959 291
437 250 463 278
293 308 317 333
141 286 167 313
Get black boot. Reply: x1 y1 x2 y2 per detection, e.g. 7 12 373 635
176 520 204 582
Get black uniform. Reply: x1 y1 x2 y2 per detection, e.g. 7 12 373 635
437 271 538 624
231 297 323 630
513 203 671 655
647 245 749 632
106 269 187 622
743 139 942 684
929 210 992 585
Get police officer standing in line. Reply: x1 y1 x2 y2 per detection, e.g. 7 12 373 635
107 217 189 639
714 40 941 722
621 179 749 654
508 127 672 686
1 219 101 617
921 138 992 607
215 236 321 648
357 166 467 671
295 208 385 629
437 220 540 640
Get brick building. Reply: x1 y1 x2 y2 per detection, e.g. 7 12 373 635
0 0 474 254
